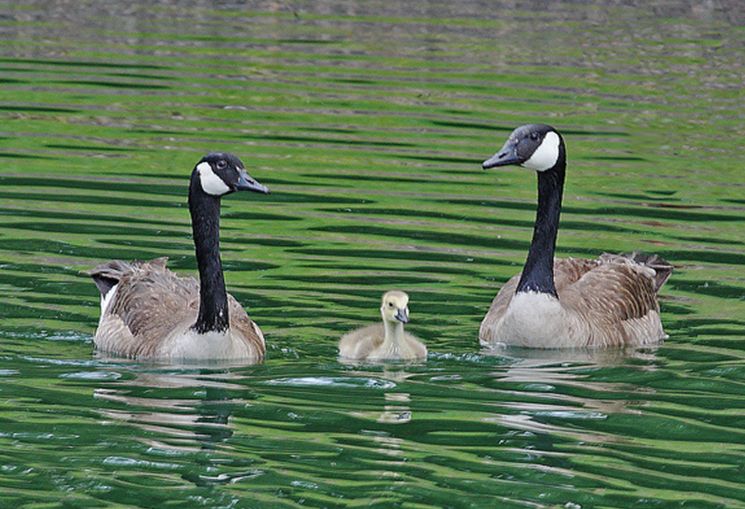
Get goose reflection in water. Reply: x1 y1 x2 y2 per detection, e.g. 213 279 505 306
93 364 254 452
481 346 660 441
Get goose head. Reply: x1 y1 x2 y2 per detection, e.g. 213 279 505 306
482 124 564 173
193 152 269 197
380 290 410 324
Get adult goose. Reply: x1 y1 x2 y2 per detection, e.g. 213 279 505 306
87 153 269 361
339 291 427 361
479 124 672 348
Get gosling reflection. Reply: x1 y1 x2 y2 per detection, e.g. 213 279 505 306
339 291 427 361
347 368 414 425
346 367 415 474
378 392 412 424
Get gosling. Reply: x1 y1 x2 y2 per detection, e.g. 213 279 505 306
338 291 427 361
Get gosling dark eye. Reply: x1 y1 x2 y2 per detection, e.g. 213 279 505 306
216 160 227 169
388 302 393 307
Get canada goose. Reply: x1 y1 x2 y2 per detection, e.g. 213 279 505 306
479 124 673 348
339 291 427 361
86 152 269 361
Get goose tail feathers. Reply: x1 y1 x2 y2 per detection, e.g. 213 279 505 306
601 251 673 293
84 257 169 297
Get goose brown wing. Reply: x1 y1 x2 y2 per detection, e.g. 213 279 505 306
104 259 199 353
599 251 673 292
553 257 600 291
559 259 659 323
227 294 265 354
86 257 168 297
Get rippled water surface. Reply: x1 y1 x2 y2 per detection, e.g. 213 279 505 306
1 1 745 507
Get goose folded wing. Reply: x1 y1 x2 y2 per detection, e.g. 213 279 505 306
559 262 659 324
107 264 199 341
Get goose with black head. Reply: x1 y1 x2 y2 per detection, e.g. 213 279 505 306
87 152 269 361
479 124 673 348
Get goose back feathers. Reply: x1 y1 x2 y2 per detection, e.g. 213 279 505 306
479 253 673 348
89 258 265 359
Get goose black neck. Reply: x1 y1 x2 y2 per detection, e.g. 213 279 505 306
516 154 566 297
189 174 229 333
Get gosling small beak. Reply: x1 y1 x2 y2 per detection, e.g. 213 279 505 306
395 307 409 324
236 168 270 194
482 139 524 169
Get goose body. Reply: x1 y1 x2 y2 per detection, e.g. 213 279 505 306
479 125 672 349
87 153 269 361
339 291 427 361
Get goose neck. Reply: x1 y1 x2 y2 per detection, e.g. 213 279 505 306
516 158 566 297
188 176 229 333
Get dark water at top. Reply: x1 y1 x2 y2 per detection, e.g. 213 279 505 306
1 1 744 507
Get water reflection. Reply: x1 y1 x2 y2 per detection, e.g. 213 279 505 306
483 346 659 441
486 345 660 387
345 367 416 424
93 366 250 451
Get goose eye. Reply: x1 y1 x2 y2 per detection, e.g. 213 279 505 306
530 132 539 141
388 302 393 307
216 160 227 169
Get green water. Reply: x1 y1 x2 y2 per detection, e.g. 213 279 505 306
1 1 745 507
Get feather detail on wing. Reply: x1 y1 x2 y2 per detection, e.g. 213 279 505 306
228 294 266 353
599 251 673 292
85 257 168 298
558 259 659 322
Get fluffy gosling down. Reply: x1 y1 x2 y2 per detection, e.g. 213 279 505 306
338 291 427 361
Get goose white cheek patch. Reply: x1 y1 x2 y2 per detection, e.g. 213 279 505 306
197 162 230 196
522 131 560 172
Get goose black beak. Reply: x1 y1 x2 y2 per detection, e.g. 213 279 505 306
483 140 524 169
236 169 270 194
395 308 409 324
